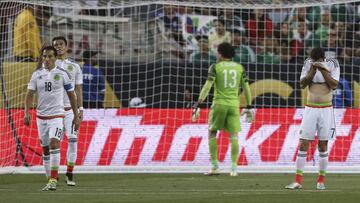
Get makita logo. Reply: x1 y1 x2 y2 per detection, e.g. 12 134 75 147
1 108 359 167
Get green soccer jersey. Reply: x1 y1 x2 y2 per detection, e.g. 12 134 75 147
208 60 248 107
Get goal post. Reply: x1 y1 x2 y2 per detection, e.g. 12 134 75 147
0 0 360 174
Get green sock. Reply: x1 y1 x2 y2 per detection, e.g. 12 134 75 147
230 135 239 170
208 137 218 169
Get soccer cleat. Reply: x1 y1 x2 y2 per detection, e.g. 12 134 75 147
316 182 326 190
42 178 57 191
285 182 302 189
204 168 220 176
66 173 76 186
230 170 238 177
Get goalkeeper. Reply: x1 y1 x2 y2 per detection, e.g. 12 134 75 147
192 42 253 176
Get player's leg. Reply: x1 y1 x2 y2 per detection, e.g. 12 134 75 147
204 130 220 175
286 106 317 189
316 107 335 190
42 118 63 191
205 105 226 176
37 118 51 179
64 110 78 186
224 106 241 176
317 140 328 190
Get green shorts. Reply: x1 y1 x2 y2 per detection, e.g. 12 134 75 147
208 104 241 133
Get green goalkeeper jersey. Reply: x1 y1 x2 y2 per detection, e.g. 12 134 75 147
208 60 248 107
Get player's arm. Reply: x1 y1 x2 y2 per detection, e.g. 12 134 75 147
75 64 84 120
24 89 35 126
63 74 80 131
240 71 251 107
240 71 254 123
67 91 80 132
75 84 83 120
313 61 339 90
299 60 317 89
24 72 37 126
191 64 215 122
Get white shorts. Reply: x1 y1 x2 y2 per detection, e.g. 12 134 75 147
299 106 336 141
64 109 78 139
36 117 64 147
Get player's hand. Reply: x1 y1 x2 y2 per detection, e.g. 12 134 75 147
191 102 201 122
241 108 254 123
312 62 329 72
78 109 84 121
24 112 31 126
72 116 80 133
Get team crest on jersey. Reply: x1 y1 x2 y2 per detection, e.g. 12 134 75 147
54 74 60 81
67 65 74 72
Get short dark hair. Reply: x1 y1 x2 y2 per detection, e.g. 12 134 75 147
310 48 325 61
52 36 67 46
42 46 58 57
217 42 235 59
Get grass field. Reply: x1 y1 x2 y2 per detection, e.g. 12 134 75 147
1 173 360 203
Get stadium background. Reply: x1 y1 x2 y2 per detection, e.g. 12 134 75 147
0 0 360 173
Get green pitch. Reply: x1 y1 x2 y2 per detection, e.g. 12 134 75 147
1 173 360 203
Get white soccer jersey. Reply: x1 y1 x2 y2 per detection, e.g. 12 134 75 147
55 59 83 108
300 58 340 83
27 67 74 117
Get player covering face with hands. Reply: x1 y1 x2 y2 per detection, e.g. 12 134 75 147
285 48 339 190
24 46 80 191
191 42 254 176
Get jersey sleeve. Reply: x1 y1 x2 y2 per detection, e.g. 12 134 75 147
240 71 249 87
207 64 216 81
75 64 83 85
329 59 340 81
300 59 311 80
27 72 37 90
62 72 74 92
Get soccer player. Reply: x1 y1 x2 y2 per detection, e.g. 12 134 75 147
192 42 253 176
24 46 80 191
52 36 83 186
285 48 339 190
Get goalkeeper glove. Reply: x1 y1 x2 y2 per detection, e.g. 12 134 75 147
191 102 201 122
241 107 254 123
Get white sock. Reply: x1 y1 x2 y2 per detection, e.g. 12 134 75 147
296 151 307 175
67 137 78 166
42 154 50 178
319 151 328 176
50 149 60 179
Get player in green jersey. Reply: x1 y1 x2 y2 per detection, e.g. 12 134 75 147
192 42 253 176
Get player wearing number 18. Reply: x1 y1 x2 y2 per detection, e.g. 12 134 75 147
192 42 253 176
24 46 80 191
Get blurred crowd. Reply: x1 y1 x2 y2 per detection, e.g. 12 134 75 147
1 1 360 66
157 3 360 66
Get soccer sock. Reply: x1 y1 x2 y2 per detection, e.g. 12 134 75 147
318 151 328 183
295 150 307 184
42 154 50 178
67 137 78 174
208 137 218 169
230 135 239 171
50 149 60 180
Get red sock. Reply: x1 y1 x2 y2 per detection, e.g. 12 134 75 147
317 175 325 183
67 165 74 174
295 174 302 184
51 170 58 180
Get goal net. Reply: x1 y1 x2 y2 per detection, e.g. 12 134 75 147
0 0 360 173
